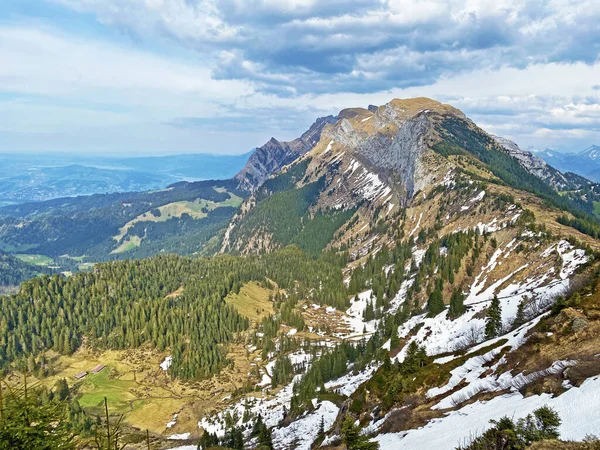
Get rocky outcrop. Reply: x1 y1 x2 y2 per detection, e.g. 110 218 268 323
235 115 338 191
492 135 584 190
226 97 593 255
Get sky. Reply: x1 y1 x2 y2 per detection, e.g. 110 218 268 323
1 0 599 156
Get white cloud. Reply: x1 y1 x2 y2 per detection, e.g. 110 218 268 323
51 0 240 42
0 26 250 98
1 1 599 154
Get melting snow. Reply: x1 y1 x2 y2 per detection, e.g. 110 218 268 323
342 290 378 338
325 364 379 396
409 213 423 237
167 433 190 440
166 414 178 429
160 356 172 371
376 375 600 449
272 400 339 450
395 239 587 359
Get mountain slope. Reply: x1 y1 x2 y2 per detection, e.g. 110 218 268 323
0 250 49 293
223 97 598 256
0 179 246 264
535 145 600 182
202 97 600 449
491 136 589 190
235 115 338 192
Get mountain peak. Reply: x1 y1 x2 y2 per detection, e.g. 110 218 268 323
235 114 338 191
579 144 600 159
388 97 465 118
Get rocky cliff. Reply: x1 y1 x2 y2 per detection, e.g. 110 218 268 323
235 115 338 192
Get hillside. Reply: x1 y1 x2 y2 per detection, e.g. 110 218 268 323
1 97 600 450
0 179 247 281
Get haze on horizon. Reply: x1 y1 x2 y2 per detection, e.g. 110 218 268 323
1 0 599 156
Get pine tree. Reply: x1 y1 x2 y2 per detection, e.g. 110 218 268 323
512 299 527 329
340 416 379 450
251 414 264 437
256 421 274 449
402 341 427 374
390 326 400 349
427 288 445 317
54 378 70 401
448 289 466 318
485 295 503 339
317 415 325 438
0 374 75 450
364 301 375 321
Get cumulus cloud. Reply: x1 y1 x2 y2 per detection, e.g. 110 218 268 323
49 0 600 95
1 0 599 153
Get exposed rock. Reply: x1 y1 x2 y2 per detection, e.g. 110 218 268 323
235 115 338 191
492 135 590 190
572 317 589 332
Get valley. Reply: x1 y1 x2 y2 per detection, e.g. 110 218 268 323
0 152 251 206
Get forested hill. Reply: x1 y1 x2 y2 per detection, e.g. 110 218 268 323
0 178 246 272
0 248 347 378
0 250 50 293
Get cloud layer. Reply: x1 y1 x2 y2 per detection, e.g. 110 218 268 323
1 0 599 154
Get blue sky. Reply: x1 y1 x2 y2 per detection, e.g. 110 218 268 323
1 0 599 155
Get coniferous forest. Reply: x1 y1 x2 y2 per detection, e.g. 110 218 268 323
0 247 348 379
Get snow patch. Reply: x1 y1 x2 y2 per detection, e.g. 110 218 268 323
376 375 600 449
160 355 172 371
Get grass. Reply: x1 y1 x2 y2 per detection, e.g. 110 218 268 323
225 281 274 323
35 347 197 433
111 236 142 254
14 253 54 266
78 262 95 271
113 189 243 243
77 369 137 413
29 332 276 434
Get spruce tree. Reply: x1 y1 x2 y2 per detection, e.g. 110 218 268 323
485 295 503 339
317 415 325 438
427 288 445 317
256 422 274 449
0 375 75 450
512 299 527 329
448 289 466 318
390 326 400 349
340 416 379 450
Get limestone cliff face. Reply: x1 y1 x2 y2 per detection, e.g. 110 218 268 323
305 97 461 208
222 98 460 254
235 115 338 192
223 97 588 255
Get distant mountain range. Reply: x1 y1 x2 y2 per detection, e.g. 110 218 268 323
534 145 600 182
0 151 252 206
